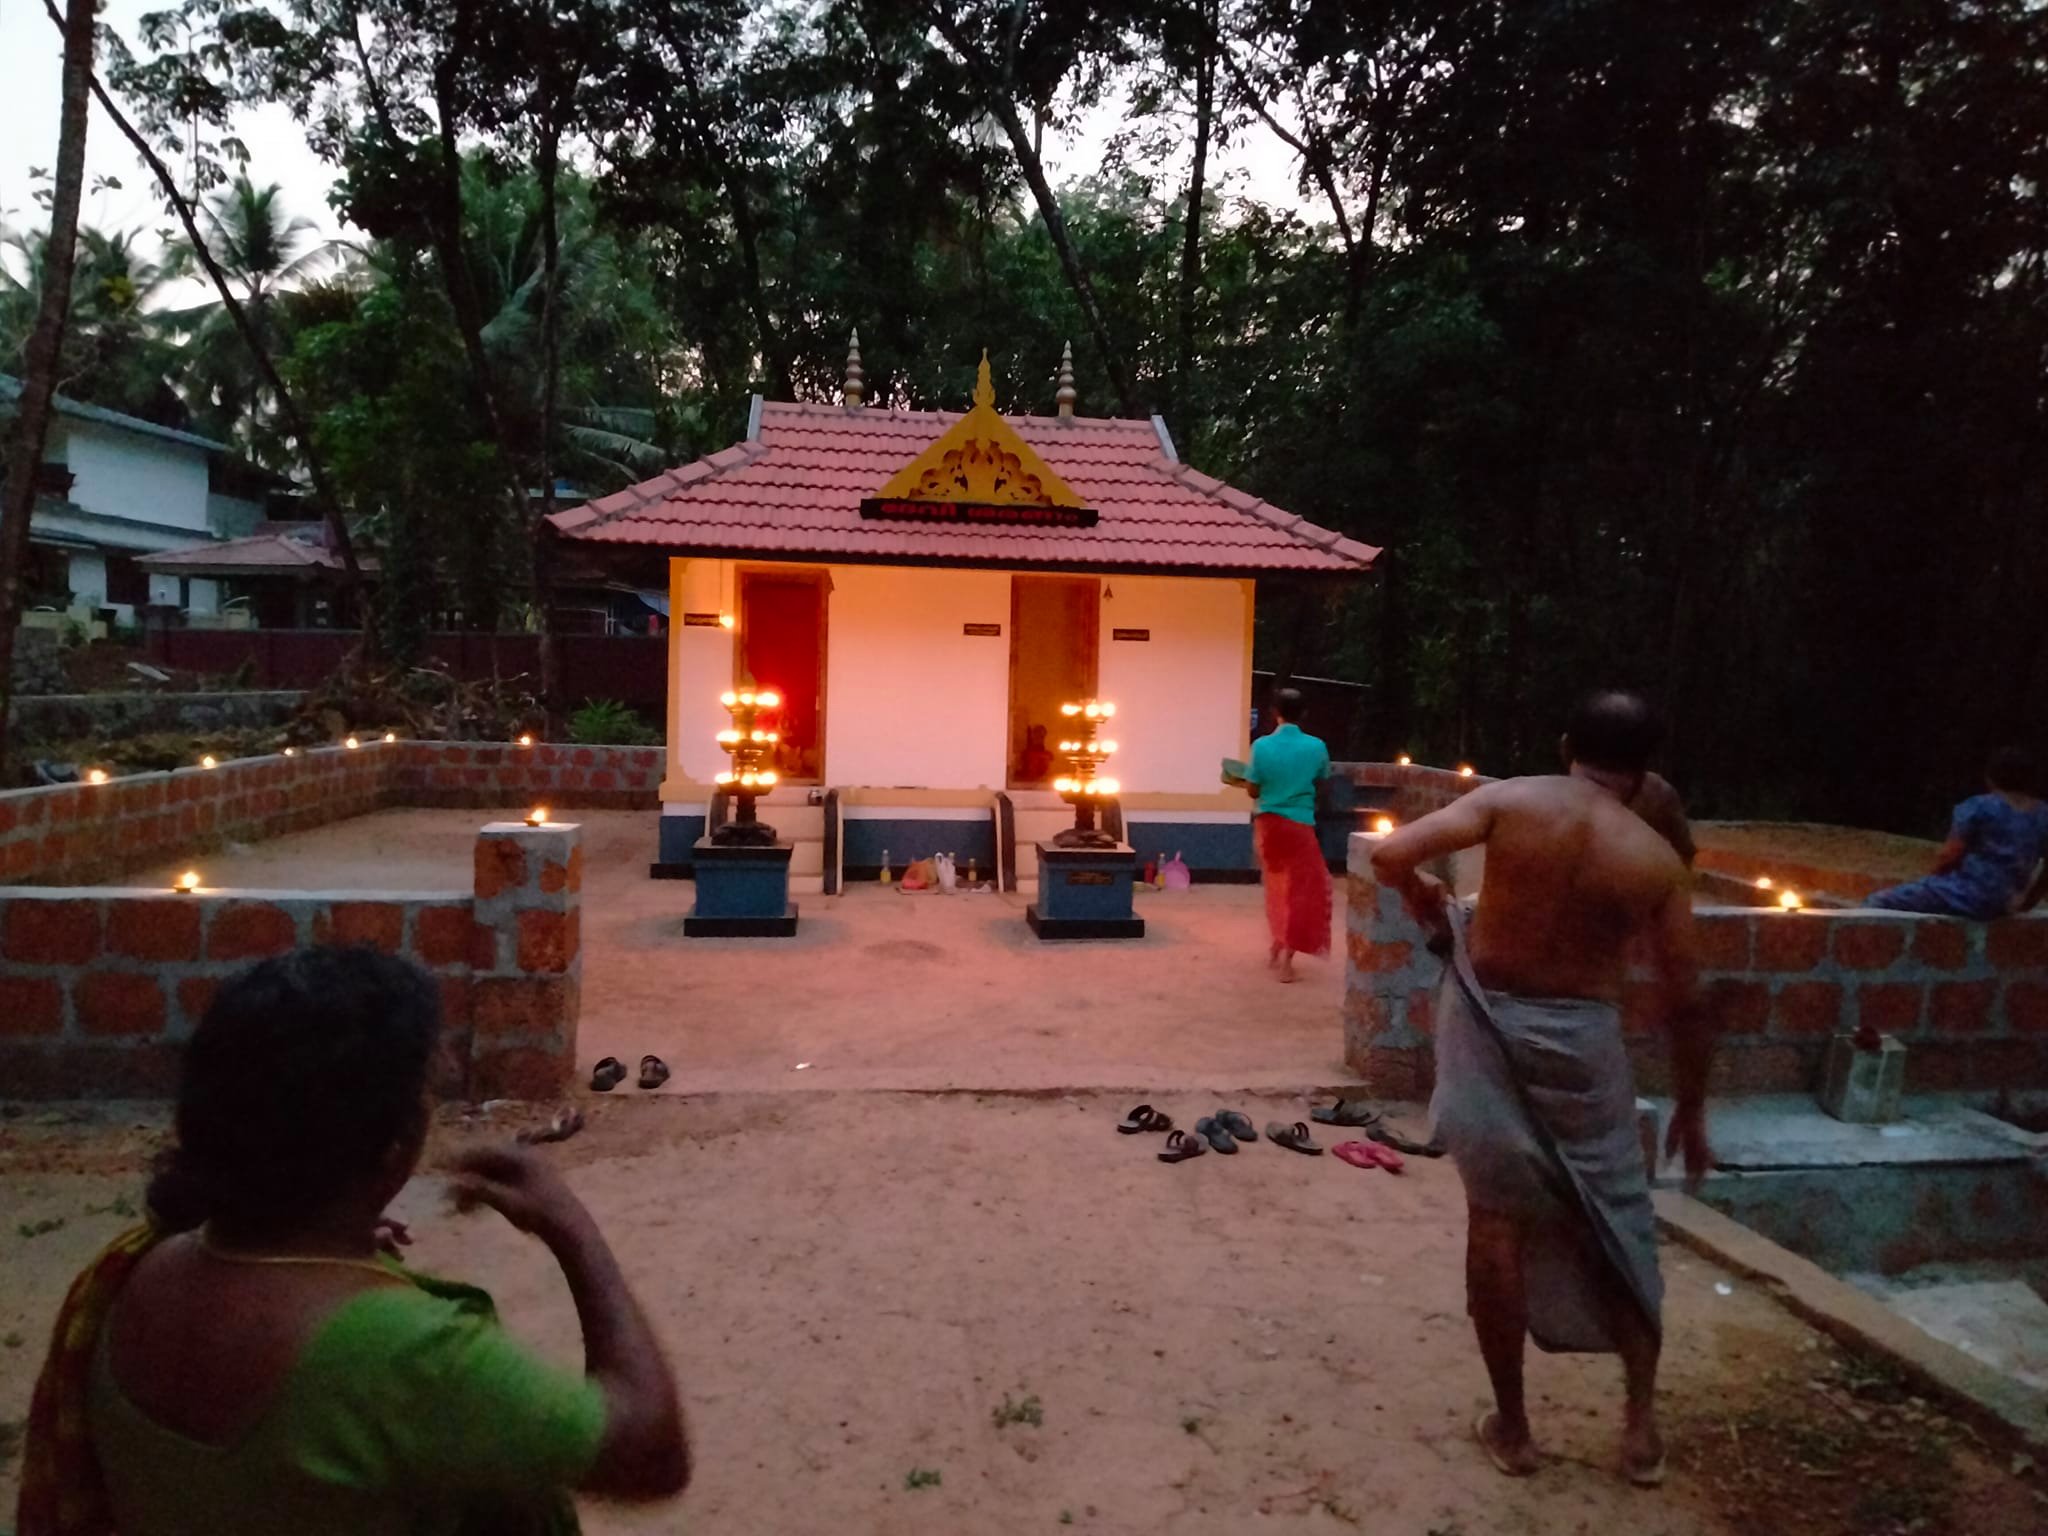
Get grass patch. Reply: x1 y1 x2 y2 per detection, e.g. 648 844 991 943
904 1467 942 1491
84 1195 136 1218
992 1392 1044 1429
17 1217 66 1239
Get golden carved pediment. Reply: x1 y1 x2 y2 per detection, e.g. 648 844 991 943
876 351 1083 509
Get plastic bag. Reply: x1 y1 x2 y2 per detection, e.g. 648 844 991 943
1161 851 1192 891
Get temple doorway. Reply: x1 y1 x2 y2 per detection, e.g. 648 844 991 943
1007 574 1099 788
739 569 828 782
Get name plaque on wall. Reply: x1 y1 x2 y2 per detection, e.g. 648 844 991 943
860 497 1098 529
682 612 724 627
962 623 1002 637
1111 628 1151 642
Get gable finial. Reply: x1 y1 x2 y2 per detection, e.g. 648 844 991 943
842 328 864 408
973 348 995 410
1056 340 1076 419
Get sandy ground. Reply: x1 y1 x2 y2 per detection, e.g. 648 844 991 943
1694 822 1940 883
3 1094 2044 1536
133 809 1356 1094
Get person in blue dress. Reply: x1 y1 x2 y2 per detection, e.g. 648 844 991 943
1865 748 2048 918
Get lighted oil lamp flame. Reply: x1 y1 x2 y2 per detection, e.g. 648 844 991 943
86 768 108 785
383 732 397 743
1373 815 1396 835
344 736 361 750
1778 889 1804 911
1458 764 1476 778
720 691 738 707
1100 740 1117 754
757 691 781 708
1755 876 1774 890
517 733 535 747
282 747 298 757
717 729 741 745
200 755 218 769
1061 702 1080 717
716 771 735 786
175 871 201 894
1396 754 1412 766
719 613 735 629
526 807 550 827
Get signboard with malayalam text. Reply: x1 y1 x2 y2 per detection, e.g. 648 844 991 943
860 497 1098 530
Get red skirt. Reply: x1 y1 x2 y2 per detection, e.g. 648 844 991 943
1256 814 1332 957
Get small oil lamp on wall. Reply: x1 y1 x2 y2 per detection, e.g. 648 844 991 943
712 688 783 847
1052 698 1121 848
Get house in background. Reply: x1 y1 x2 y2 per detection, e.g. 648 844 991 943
0 374 267 630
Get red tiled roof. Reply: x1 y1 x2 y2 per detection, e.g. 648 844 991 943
137 533 378 576
549 402 1378 575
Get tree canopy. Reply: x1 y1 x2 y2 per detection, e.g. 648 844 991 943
4 0 2043 832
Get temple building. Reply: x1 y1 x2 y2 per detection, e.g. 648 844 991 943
549 341 1376 890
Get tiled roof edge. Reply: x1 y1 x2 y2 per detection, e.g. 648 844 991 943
1158 461 1375 572
550 439 769 535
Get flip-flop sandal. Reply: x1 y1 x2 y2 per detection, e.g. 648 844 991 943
1117 1103 1172 1135
1475 1411 1538 1478
1157 1129 1208 1163
1265 1121 1323 1155
1194 1116 1239 1154
1369 1122 1446 1158
589 1057 627 1092
1310 1100 1383 1128
636 1055 671 1091
1334 1140 1402 1171
1214 1109 1259 1143
518 1106 586 1145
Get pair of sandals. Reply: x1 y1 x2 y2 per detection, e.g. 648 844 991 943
590 1055 670 1092
1311 1099 1446 1159
1156 1109 1321 1163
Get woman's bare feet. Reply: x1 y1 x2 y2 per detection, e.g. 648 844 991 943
1267 942 1283 970
1621 1412 1666 1487
1474 1410 1541 1477
1276 951 1299 983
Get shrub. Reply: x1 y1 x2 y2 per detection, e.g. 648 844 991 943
568 699 659 745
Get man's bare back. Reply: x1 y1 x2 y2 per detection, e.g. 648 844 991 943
1465 776 1691 1000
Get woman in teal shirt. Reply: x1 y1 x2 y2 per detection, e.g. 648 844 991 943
1239 688 1334 981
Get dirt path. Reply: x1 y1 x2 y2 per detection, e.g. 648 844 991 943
2 1094 2040 1534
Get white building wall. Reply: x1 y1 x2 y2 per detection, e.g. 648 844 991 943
1096 575 1251 795
69 553 108 607
663 558 1252 797
63 421 211 534
823 565 1012 789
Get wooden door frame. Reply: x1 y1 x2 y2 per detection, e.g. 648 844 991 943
735 564 831 784
1006 573 1101 790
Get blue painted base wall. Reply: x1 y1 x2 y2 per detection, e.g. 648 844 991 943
843 817 993 873
1123 820 1255 875
658 813 708 868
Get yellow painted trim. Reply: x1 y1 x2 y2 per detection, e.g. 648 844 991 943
876 353 1083 507
843 787 997 809
657 775 716 802
1239 577 1256 757
1120 790 1248 813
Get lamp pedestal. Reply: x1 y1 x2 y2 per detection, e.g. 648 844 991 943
684 839 799 937
1026 840 1145 940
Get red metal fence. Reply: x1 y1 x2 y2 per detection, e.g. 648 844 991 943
144 630 667 712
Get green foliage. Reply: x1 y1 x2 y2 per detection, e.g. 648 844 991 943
16 1217 66 1239
567 699 658 746
903 1467 942 1491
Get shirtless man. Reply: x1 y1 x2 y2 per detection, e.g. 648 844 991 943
1370 690 1709 1487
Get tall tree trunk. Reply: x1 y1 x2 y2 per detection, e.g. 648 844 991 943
929 10 1139 417
45 4 369 618
428 8 561 719
1173 16 1214 414
535 114 564 728
0 0 96 770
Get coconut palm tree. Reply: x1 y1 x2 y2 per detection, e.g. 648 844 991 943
0 223 185 423
167 176 338 456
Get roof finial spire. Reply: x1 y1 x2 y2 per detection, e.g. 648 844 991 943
1055 340 1076 419
972 348 995 409
842 328 864 408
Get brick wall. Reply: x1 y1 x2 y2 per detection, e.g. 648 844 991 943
0 740 662 889
0 820 583 1101
395 742 663 812
0 743 395 887
1334 761 1491 825
1695 846 1891 902
1343 832 2048 1101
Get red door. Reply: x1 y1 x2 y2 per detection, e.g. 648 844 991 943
740 573 826 781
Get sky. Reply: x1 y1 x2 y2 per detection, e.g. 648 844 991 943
0 0 1312 284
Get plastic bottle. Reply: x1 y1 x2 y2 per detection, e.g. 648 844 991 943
879 849 892 884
